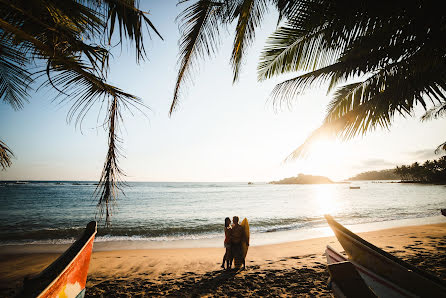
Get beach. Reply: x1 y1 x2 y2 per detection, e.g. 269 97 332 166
1 222 445 297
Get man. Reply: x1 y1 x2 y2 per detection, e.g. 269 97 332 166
231 216 248 269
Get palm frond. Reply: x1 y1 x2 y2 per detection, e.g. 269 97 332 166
102 0 163 62
435 141 446 154
0 139 14 170
95 96 125 226
258 22 336 82
171 0 225 115
0 39 32 110
230 0 268 82
287 57 446 160
421 103 446 122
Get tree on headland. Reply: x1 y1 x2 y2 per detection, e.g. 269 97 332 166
0 0 162 224
173 0 446 158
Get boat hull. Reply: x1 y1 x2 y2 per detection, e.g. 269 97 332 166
326 245 414 298
325 215 446 297
20 222 97 298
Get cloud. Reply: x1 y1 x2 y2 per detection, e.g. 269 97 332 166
359 158 395 168
406 149 445 161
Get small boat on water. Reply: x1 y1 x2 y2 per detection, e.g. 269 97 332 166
19 221 97 298
325 215 446 297
349 186 360 189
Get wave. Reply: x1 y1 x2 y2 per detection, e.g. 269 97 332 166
0 211 441 246
0 213 380 244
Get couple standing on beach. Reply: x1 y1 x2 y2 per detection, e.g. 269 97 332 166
221 216 249 270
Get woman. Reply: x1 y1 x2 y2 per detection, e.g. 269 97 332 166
221 217 232 269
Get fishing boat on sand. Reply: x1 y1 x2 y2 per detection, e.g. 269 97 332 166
19 221 97 298
324 214 446 297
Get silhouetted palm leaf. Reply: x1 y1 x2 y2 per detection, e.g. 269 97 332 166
171 0 225 115
231 0 269 82
0 39 32 110
0 140 13 170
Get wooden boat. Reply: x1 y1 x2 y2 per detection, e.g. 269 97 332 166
325 215 446 297
326 245 413 297
326 256 377 297
19 221 97 298
441 209 446 216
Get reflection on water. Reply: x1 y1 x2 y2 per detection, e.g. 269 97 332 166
313 184 338 216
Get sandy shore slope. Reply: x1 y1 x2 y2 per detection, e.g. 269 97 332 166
1 223 445 297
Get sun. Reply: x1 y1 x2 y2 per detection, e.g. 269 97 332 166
298 138 350 180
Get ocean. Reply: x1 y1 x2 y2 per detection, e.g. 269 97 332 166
0 181 445 249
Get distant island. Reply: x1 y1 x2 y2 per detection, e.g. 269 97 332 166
270 174 333 184
348 169 399 180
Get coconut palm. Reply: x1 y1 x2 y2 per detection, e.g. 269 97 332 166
0 0 162 224
174 0 446 158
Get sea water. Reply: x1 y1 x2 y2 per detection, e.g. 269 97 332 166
0 181 445 250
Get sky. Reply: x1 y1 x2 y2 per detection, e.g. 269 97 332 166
0 1 445 182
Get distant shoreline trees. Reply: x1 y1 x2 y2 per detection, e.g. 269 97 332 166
349 156 446 184
348 169 399 181
395 157 446 184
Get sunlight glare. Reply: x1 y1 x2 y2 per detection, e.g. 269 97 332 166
313 184 338 215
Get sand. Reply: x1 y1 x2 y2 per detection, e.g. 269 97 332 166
1 223 445 297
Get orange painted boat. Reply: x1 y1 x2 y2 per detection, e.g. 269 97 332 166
19 221 97 298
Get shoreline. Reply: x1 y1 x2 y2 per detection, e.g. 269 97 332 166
1 215 444 254
1 222 445 296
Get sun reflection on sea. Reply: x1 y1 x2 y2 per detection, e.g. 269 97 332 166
312 184 339 216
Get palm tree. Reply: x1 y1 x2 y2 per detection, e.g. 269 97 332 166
173 0 446 158
0 0 162 224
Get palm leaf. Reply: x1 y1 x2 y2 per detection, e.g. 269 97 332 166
95 96 125 225
421 103 446 122
0 139 13 170
230 0 269 82
0 39 32 110
258 22 337 82
102 0 163 62
171 0 225 115
287 56 446 160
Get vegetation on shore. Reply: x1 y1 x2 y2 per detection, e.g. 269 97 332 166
270 174 333 184
395 157 446 184
348 169 399 181
349 156 446 184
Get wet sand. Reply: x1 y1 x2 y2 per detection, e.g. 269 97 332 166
1 223 445 297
